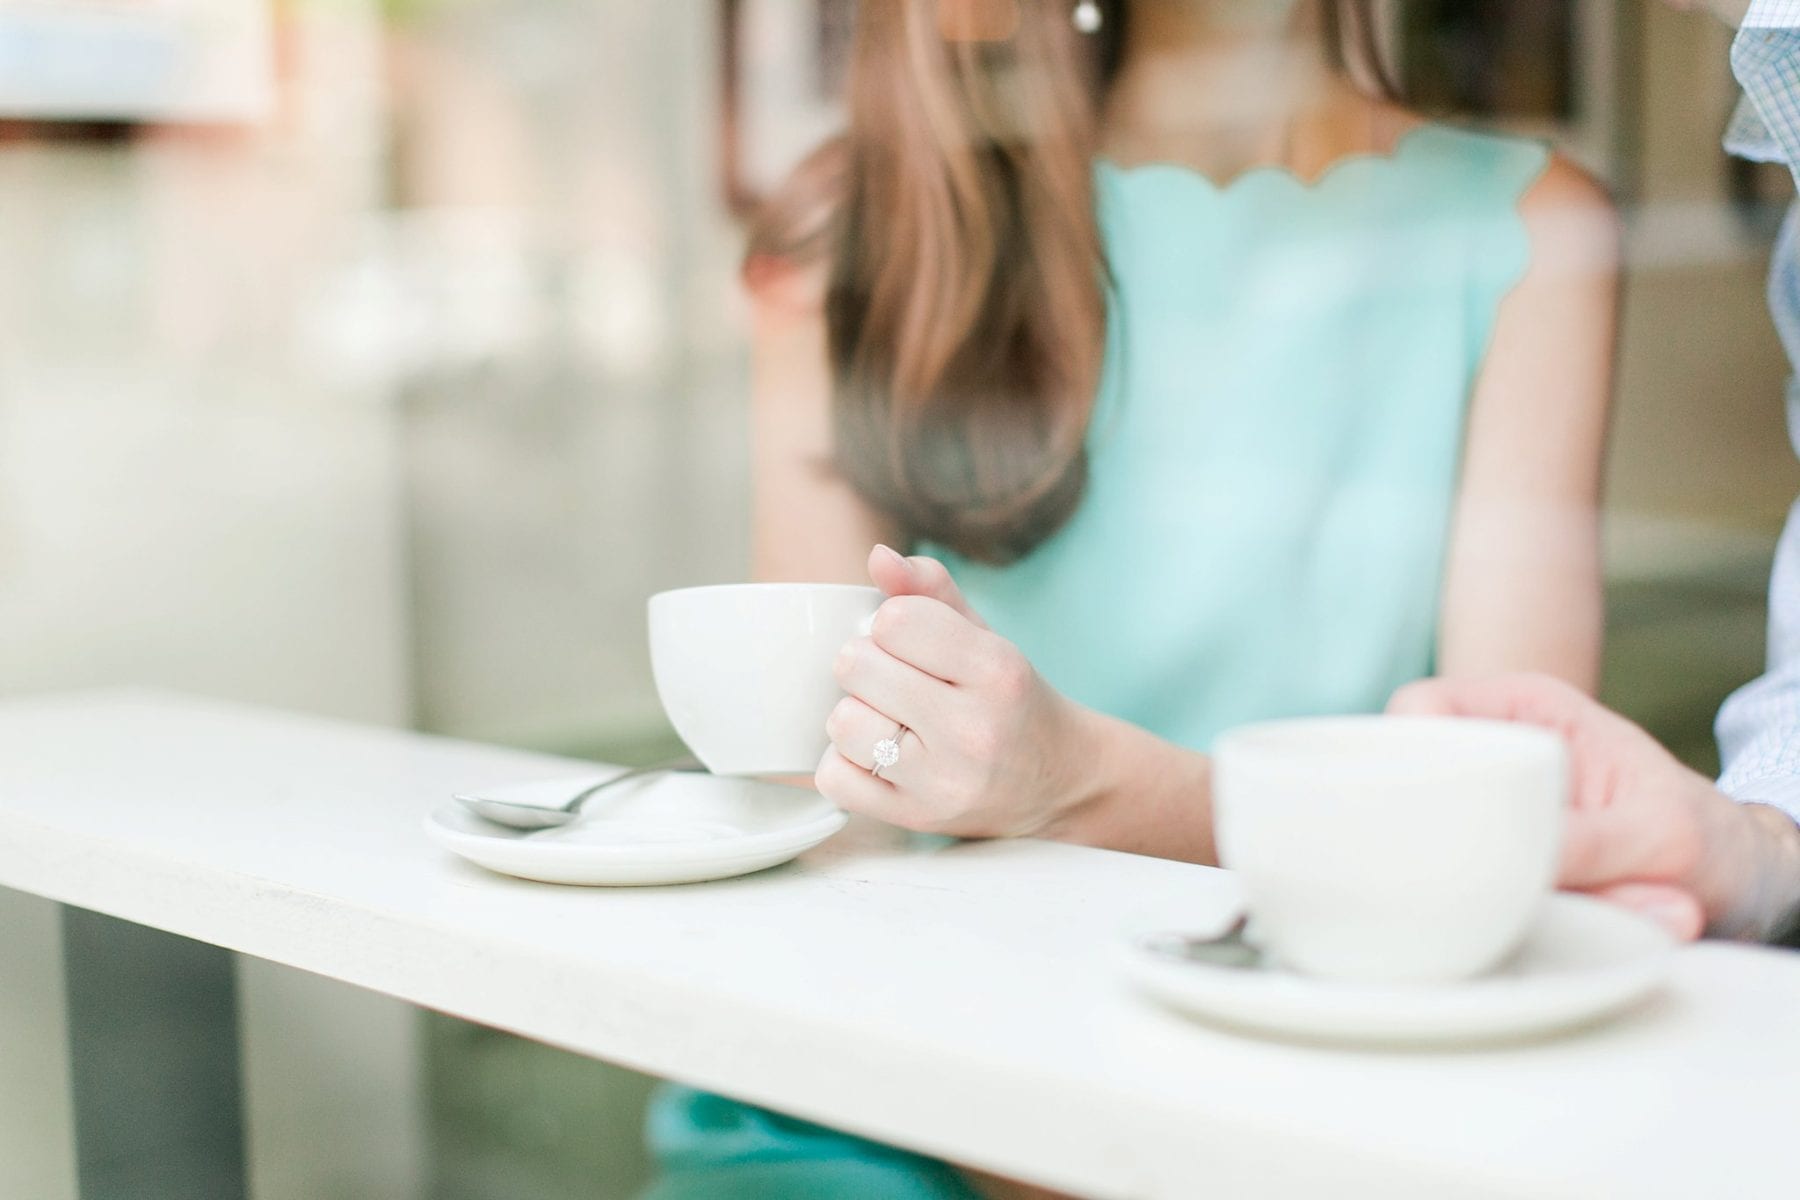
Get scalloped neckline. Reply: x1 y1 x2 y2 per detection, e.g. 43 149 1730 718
1099 124 1434 196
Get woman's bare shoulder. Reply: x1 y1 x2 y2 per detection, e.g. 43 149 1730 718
1522 152 1615 221
746 253 831 320
743 138 846 319
1374 92 1616 227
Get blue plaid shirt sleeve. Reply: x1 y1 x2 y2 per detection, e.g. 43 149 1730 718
1731 18 1800 186
1718 499 1800 818
1716 10 1800 820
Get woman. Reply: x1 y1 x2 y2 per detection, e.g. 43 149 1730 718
649 0 1617 1196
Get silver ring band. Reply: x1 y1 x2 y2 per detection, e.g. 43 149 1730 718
870 726 906 779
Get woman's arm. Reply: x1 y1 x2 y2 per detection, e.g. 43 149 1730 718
1436 155 1621 691
748 265 898 583
1047 707 1219 862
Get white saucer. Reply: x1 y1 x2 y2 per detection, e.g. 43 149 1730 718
1125 893 1674 1046
426 772 847 886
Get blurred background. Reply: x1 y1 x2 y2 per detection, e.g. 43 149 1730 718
0 1 1794 1197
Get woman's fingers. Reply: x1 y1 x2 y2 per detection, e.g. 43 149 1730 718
836 628 958 719
867 545 988 629
815 746 916 827
867 595 995 685
824 694 913 776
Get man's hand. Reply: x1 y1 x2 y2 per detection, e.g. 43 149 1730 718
1389 673 1795 939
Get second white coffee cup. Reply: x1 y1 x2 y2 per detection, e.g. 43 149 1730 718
648 583 882 776
1213 715 1567 985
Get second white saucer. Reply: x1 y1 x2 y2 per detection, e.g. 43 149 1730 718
1125 892 1674 1046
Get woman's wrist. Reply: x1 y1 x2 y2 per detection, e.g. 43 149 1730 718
1037 699 1121 843
1038 703 1217 862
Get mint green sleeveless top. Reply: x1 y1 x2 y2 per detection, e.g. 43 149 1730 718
935 125 1549 749
645 125 1549 1200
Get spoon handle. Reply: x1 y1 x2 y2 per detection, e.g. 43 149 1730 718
557 754 706 813
1141 915 1263 970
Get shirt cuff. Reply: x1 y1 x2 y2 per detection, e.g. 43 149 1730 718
1718 771 1800 823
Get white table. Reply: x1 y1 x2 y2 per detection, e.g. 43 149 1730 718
1 689 1798 1199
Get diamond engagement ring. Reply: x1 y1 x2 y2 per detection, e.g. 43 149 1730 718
870 728 905 779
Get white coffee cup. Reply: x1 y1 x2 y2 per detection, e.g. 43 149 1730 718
648 583 883 776
1212 715 1567 985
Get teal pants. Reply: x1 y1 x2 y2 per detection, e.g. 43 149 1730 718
642 1086 981 1200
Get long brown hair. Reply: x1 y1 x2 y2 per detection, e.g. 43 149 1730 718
752 0 1395 565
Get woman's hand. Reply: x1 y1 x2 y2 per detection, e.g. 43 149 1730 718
814 545 1101 838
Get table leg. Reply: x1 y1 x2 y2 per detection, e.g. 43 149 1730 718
238 958 428 1200
0 887 78 1200
62 908 248 1200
